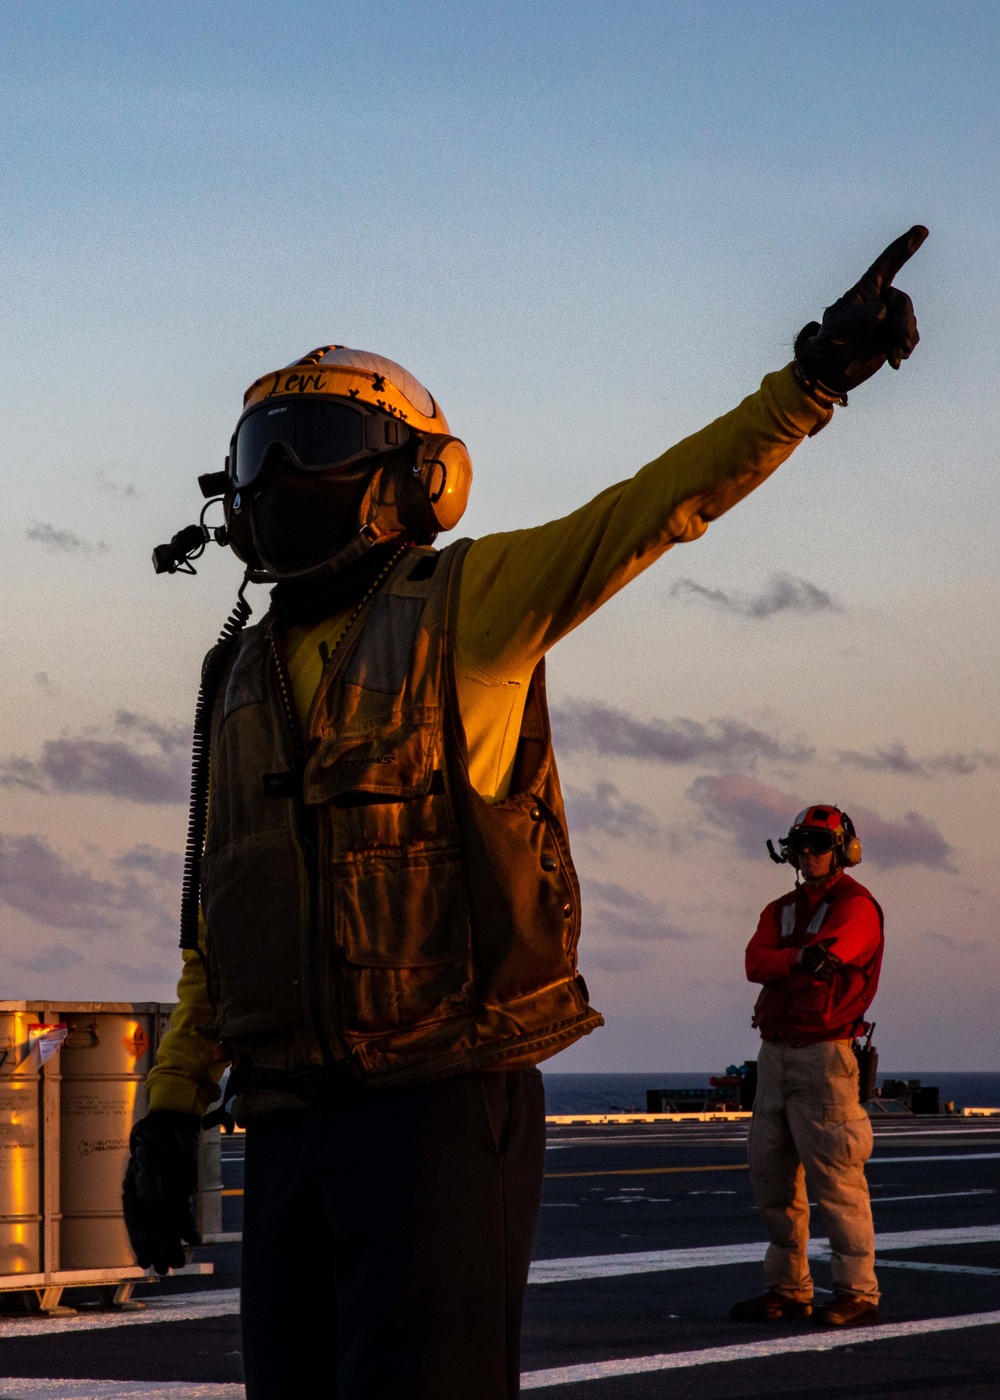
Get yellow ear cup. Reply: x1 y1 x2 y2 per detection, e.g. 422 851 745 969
417 435 473 532
356 435 474 542
842 836 863 867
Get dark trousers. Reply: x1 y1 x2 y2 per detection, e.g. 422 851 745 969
240 1068 546 1400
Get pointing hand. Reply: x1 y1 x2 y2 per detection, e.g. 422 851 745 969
795 226 928 402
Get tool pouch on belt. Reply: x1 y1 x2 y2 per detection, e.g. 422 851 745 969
852 1022 878 1104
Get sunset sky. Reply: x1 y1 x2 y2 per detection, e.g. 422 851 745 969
1 1 998 1071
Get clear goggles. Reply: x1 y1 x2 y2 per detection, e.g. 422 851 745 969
786 827 838 856
229 398 411 488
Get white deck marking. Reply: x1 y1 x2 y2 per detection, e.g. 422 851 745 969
876 1260 1000 1277
0 1385 243 1398
872 1129 1000 1138
519 1308 1000 1389
871 1152 1000 1164
0 1290 240 1338
528 1224 1000 1284
2 1224 997 1338
872 1189 994 1203
3 1309 1000 1397
5 1309 1000 1398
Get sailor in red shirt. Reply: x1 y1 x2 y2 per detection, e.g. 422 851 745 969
732 805 884 1329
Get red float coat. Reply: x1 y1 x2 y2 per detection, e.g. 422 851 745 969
745 871 884 1043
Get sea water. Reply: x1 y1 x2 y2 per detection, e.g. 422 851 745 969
541 1071 1000 1115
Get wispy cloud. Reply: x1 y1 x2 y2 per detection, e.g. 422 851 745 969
101 957 178 984
93 468 139 499
13 944 85 975
552 700 812 770
25 522 108 555
839 741 1000 778
925 931 985 954
0 711 190 804
115 844 184 881
583 944 655 974
33 671 60 696
581 878 699 943
686 773 956 871
670 572 842 620
564 781 660 844
0 832 174 930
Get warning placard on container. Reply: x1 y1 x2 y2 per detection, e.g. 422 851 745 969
124 1026 151 1059
27 1023 69 1063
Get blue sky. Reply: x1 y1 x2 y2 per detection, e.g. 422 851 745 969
1 2 998 1069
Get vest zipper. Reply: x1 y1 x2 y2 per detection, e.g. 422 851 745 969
263 545 412 1074
267 623 331 1065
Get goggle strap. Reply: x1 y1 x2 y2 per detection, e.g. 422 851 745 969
363 413 409 452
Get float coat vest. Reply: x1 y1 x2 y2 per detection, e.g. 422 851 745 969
200 539 602 1089
752 873 884 1043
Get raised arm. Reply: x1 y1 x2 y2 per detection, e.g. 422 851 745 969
459 365 828 680
459 225 927 682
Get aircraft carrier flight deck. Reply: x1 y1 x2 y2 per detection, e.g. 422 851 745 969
2 1111 1000 1398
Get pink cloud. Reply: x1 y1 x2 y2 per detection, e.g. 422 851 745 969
687 773 955 871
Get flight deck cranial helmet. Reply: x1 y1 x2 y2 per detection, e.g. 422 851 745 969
766 805 862 870
221 345 473 582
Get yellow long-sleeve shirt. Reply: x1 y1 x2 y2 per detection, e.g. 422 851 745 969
147 365 830 1115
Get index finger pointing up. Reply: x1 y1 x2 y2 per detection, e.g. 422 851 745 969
852 225 929 299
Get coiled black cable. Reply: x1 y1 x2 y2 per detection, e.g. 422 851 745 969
179 576 253 954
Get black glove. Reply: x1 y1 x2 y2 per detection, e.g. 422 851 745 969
122 1111 202 1274
799 938 843 980
795 225 928 402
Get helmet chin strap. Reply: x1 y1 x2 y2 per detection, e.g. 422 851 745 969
244 513 402 585
238 452 414 585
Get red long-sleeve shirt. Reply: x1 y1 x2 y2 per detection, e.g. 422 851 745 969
745 871 884 1042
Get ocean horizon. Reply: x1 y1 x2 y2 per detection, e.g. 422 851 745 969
540 1070 1000 1114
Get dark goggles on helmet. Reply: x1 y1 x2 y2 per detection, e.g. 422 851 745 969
786 827 839 856
229 398 411 488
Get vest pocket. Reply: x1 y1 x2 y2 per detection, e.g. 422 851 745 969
334 848 474 1033
203 834 307 1036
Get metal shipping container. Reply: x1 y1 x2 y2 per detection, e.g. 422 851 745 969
0 1008 44 1275
0 1001 215 1312
58 1007 156 1269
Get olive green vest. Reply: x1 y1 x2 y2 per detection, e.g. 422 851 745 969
201 540 602 1093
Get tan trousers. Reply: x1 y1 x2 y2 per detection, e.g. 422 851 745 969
748 1039 878 1303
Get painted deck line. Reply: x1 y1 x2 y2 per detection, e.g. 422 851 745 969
873 1189 995 1203
213 1152 1000 1197
544 1150 1000 1182
0 1385 242 1399
869 1152 1000 1165
546 1164 746 1181
528 1224 1000 1284
3 1227 999 1339
5 1310 1000 1398
876 1260 1000 1277
0 1290 240 1339
519 1308 1000 1389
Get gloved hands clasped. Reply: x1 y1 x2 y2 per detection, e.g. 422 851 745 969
798 938 843 981
122 1111 202 1274
795 224 928 405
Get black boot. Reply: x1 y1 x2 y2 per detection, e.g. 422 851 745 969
814 1294 879 1327
730 1290 813 1322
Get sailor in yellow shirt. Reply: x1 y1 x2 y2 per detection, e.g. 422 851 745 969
125 228 927 1400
